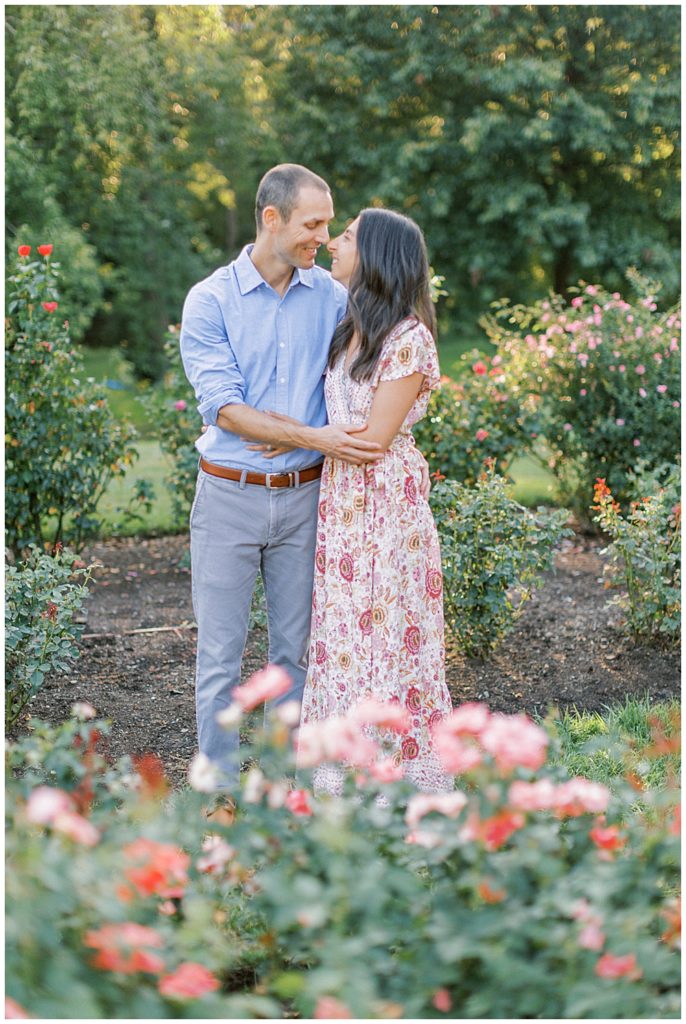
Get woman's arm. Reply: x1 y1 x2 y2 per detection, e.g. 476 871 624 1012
354 372 425 450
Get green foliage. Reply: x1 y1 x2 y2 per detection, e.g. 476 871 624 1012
5 700 680 1019
147 329 201 527
6 5 680 375
431 465 572 657
413 350 541 484
5 547 90 729
5 247 140 553
591 468 680 644
483 274 681 518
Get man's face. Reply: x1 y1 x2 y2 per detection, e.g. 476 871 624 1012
271 186 335 270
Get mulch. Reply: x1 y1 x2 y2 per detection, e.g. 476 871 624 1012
23 532 680 788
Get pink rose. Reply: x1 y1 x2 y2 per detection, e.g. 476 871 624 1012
25 786 73 825
657 384 668 393
368 758 405 783
433 728 483 774
5 998 32 1019
158 962 220 999
475 428 489 442
553 778 610 816
508 778 557 812
595 952 642 980
579 923 605 950
406 791 467 829
314 996 352 1019
351 699 411 734
233 664 291 711
480 713 549 773
634 364 646 375
285 788 313 816
440 702 490 736
432 989 453 1012
633 438 641 447
639 387 647 398
174 400 187 411
52 810 100 846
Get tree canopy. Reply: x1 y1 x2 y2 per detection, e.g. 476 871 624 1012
6 4 680 377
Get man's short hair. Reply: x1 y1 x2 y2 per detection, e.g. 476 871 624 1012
255 164 331 232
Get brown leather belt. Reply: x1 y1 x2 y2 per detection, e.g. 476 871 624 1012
200 456 323 489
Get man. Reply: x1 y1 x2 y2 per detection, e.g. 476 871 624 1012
180 164 384 790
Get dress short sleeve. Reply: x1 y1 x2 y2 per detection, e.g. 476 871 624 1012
373 318 441 397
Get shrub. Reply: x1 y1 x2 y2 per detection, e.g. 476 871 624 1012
5 546 90 729
5 687 680 1020
482 272 680 518
147 328 200 527
592 468 680 644
5 245 139 553
431 462 572 657
413 350 541 484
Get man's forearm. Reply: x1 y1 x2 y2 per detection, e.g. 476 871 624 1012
216 404 318 450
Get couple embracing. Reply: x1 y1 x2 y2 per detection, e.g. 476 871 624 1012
181 163 453 801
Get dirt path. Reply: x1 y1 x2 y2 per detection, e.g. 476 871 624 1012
25 533 680 787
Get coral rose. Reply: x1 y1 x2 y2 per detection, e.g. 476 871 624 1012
232 664 291 711
158 962 220 999
285 788 313 816
595 952 642 980
314 996 352 1019
480 713 549 772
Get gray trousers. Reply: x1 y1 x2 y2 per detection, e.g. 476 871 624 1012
190 466 320 787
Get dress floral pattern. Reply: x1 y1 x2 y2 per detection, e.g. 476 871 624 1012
301 317 453 794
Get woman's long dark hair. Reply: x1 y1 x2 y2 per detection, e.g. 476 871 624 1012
327 208 437 382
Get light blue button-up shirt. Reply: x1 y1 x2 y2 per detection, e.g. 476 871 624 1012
180 244 348 472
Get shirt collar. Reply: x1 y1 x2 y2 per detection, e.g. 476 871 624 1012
234 244 314 294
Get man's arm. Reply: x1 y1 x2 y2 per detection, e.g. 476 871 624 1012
216 404 384 465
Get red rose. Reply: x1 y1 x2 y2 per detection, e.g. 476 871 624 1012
37 244 53 256
42 301 58 313
285 788 313 816
472 360 488 375
17 245 31 257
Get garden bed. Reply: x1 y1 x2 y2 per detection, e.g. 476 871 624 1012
23 532 680 788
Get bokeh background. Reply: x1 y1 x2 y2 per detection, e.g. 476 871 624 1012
6 4 680 380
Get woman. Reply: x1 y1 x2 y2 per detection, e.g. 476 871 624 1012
258 208 453 794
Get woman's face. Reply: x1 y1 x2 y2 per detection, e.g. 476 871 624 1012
327 216 359 288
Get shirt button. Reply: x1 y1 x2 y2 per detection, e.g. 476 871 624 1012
280 378 286 384
279 342 285 348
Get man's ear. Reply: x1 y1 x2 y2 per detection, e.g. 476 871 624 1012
261 206 282 233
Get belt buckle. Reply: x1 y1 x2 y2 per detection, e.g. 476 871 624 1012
265 472 293 488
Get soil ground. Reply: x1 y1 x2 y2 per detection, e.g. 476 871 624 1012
25 533 680 788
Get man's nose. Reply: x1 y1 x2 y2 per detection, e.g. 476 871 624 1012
315 225 330 245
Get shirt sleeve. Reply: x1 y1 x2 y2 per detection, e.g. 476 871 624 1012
374 318 441 396
179 286 246 425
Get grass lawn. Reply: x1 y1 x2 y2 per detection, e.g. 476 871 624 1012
550 696 680 791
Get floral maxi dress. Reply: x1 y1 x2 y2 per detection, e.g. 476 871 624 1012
301 317 454 794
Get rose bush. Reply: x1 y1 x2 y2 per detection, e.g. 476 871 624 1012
5 245 140 552
413 350 541 485
6 682 680 1020
431 461 572 657
482 272 680 519
5 546 90 729
592 465 680 644
147 328 200 527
